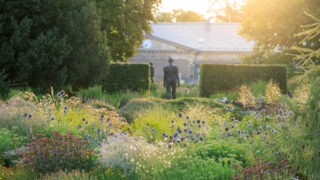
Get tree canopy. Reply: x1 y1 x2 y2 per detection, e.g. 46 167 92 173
208 0 243 23
155 9 205 22
0 0 160 95
96 0 160 62
239 0 320 51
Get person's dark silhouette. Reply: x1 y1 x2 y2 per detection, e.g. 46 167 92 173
149 62 154 83
163 57 180 99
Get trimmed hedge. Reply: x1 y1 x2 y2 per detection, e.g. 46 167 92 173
102 63 150 93
200 64 287 97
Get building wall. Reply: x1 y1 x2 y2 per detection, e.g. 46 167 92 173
129 38 252 83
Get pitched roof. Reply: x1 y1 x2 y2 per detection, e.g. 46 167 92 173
149 22 254 52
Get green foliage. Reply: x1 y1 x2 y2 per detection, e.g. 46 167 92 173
249 80 268 97
154 12 174 22
240 0 320 50
23 132 96 174
96 0 160 61
208 0 242 23
242 51 296 78
77 86 104 100
0 0 109 92
161 155 234 180
155 9 205 22
282 68 320 178
199 63 287 97
118 98 157 124
102 63 150 93
0 73 10 98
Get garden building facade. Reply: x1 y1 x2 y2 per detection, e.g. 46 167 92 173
129 22 254 83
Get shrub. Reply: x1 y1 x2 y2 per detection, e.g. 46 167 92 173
23 132 95 174
199 64 287 97
98 133 182 179
238 85 256 109
77 86 104 101
102 63 150 93
0 73 10 99
117 98 157 123
265 79 281 103
0 128 27 155
39 170 94 180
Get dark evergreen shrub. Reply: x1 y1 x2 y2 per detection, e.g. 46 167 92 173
102 63 150 93
200 64 287 97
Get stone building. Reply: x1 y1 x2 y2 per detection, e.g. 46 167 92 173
129 22 254 83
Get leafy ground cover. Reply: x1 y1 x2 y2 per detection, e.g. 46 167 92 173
0 73 317 179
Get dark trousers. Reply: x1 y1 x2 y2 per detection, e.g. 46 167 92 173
166 81 177 99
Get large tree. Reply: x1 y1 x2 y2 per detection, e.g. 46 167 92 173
239 0 320 51
208 0 243 23
96 0 160 62
0 0 109 92
173 9 205 22
154 12 174 22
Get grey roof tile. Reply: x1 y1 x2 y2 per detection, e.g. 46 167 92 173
149 22 254 52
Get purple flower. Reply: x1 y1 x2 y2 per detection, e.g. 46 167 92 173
249 124 252 128
244 130 248 134
234 120 239 123
147 123 150 126
171 124 174 128
64 106 68 110
100 117 104 122
179 113 182 118
88 134 92 139
198 125 201 128
174 133 178 138
186 116 190 120
106 118 110 122
237 130 241 134
171 120 174 124
57 92 62 97
124 132 128 135
98 142 102 146
163 133 167 137
178 129 182 133
85 121 88 125
28 114 32 118
145 126 149 130
224 121 227 125
51 117 55 120
227 107 232 112
77 125 81 129
227 132 231 136
109 123 112 127
95 129 100 134
82 118 86 121
197 120 200 124
202 121 205 124
183 123 187 126
248 121 251 124
266 125 270 130
189 130 192 134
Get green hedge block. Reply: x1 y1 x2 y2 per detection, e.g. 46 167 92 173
102 63 150 93
200 64 287 97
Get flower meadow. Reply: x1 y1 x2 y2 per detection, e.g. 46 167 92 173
0 77 318 180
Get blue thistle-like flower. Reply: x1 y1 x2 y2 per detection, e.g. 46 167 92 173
257 131 261 135
85 121 88 125
171 124 174 128
109 123 112 127
244 130 248 134
106 118 110 122
168 144 172 149
266 125 270 130
179 113 182 118
51 117 55 120
124 132 128 135
237 130 241 134
100 117 104 121
189 130 192 134
246 135 249 138
28 114 32 118
202 121 205 124
95 129 100 134
234 120 239 123
183 123 187 126
173 133 178 138
199 137 203 141
227 106 232 112
186 116 190 120
249 124 252 128
224 121 227 125
63 110 67 114
93 124 96 128
64 106 68 110
163 133 166 137
57 92 61 97
230 124 234 128
227 132 231 136
198 125 201 128
171 120 174 124
178 129 182 133
145 126 149 130
248 121 251 124
184 128 187 132
197 120 200 124
88 134 92 139
147 123 150 126
98 142 102 146
82 118 86 121
77 125 81 129
184 144 187 147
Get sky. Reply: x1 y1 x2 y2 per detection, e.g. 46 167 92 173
160 0 211 18
159 0 245 18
